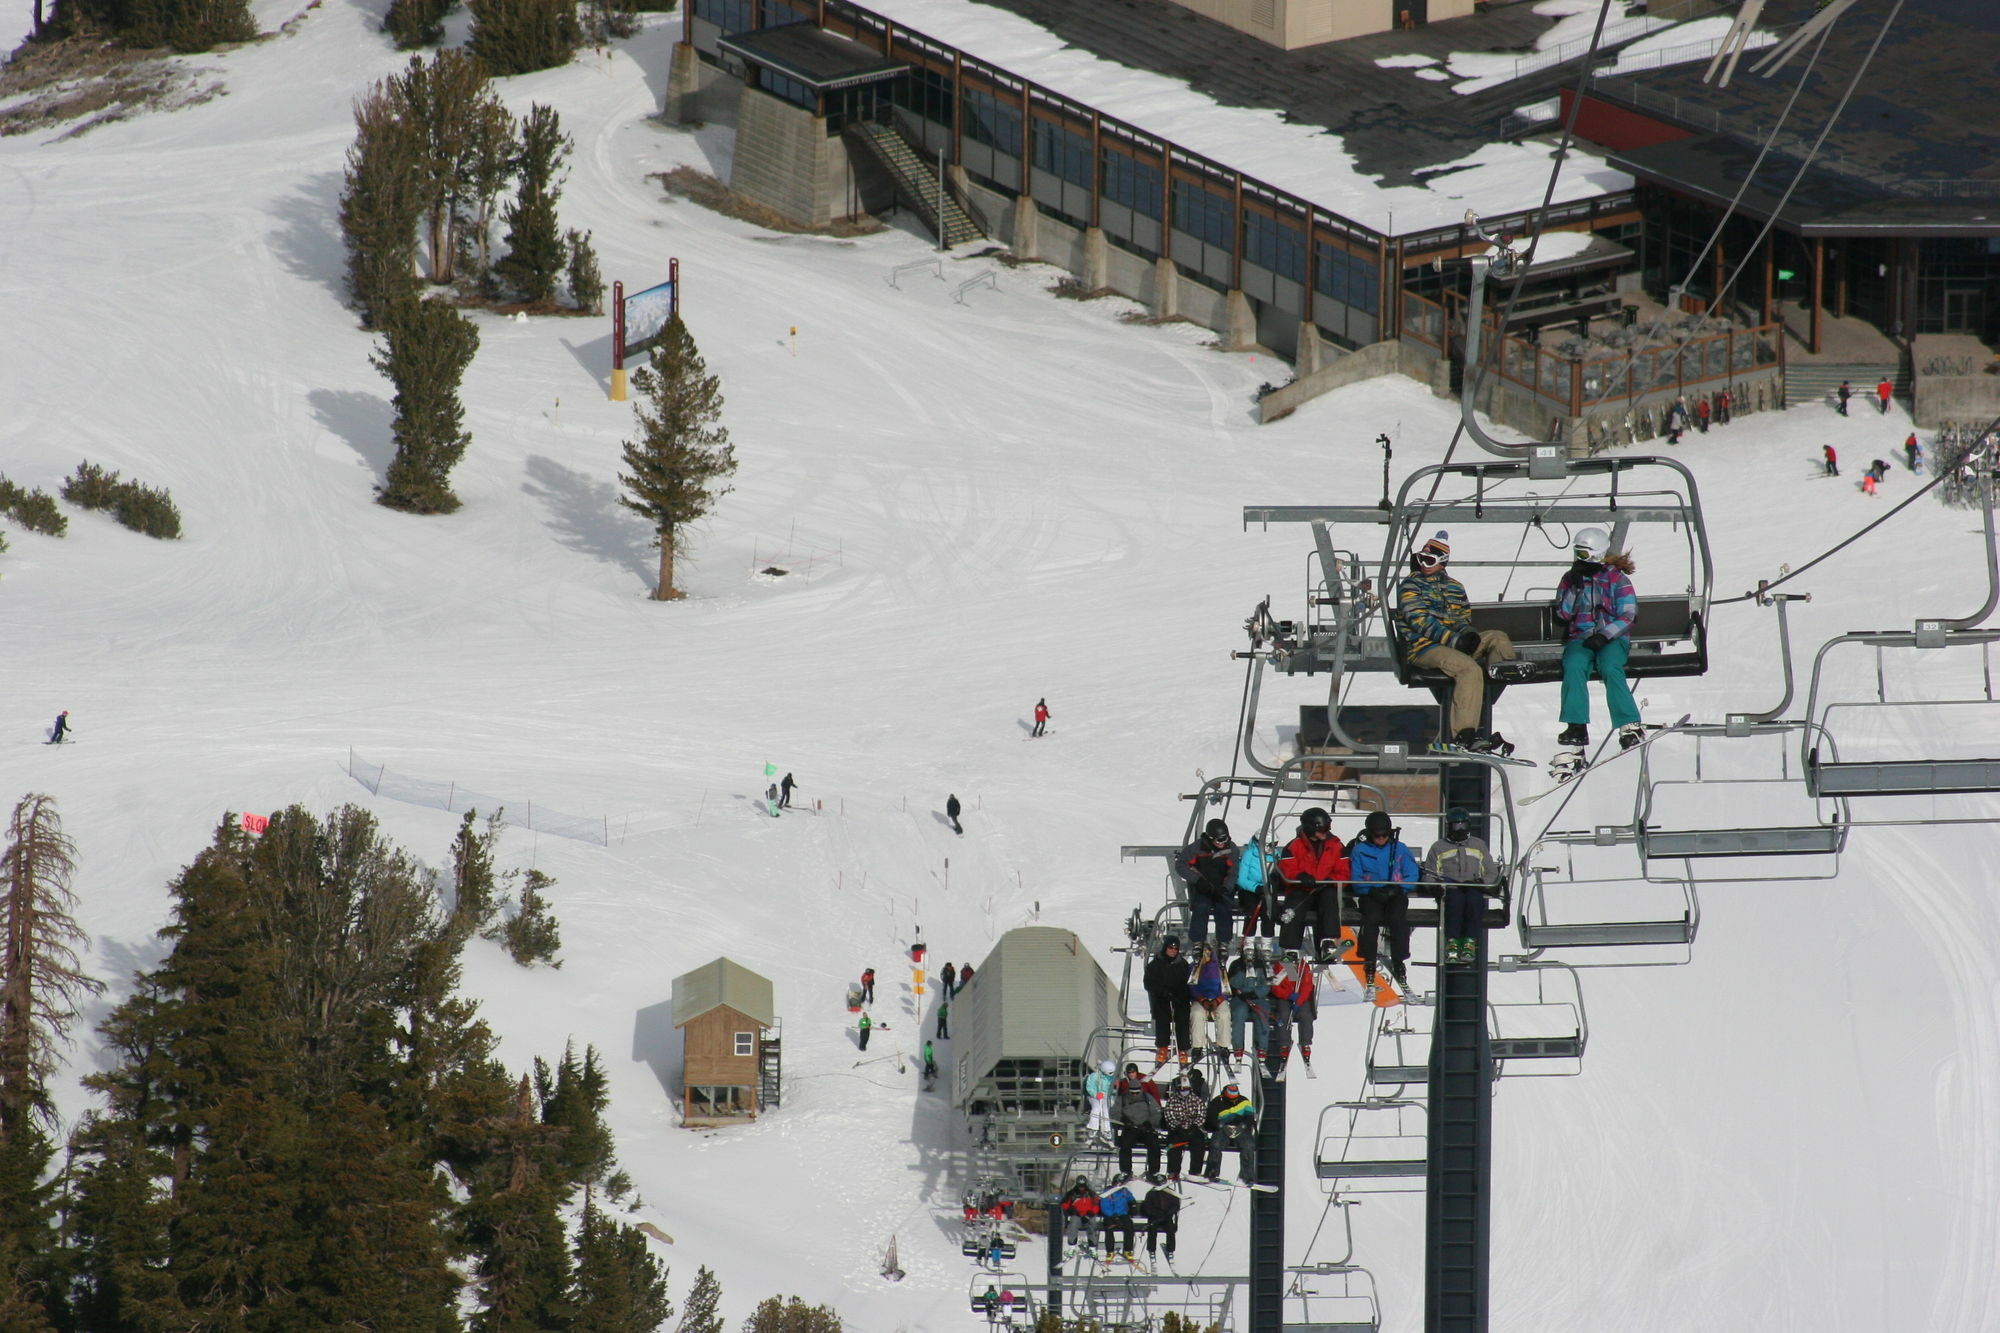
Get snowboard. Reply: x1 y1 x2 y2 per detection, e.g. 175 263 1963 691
1521 714 1693 806
1322 929 1400 1006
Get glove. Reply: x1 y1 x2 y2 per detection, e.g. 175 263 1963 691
1455 630 1481 654
1583 632 1608 651
1280 908 1296 924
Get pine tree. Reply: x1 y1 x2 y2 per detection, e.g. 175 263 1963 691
617 313 735 600
390 51 508 285
496 104 571 307
468 0 581 76
466 1076 575 1333
372 295 480 514
0 794 103 1140
571 1199 672 1333
674 1267 722 1333
383 0 455 48
461 99 519 287
566 228 603 314
449 809 504 939
0 1119 61 1333
742 1296 844 1333
342 84 428 329
45 0 253 50
535 1042 613 1193
499 868 562 967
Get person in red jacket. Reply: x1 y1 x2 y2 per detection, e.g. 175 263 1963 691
1032 698 1051 737
1274 808 1349 962
1269 950 1319 1075
1877 377 1893 415
1058 1177 1100 1254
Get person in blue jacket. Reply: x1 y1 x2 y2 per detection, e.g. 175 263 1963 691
1347 810 1418 991
1098 1179 1138 1261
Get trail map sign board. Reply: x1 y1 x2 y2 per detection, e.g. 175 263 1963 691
611 259 680 401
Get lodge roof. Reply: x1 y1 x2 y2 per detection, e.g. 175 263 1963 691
671 957 777 1029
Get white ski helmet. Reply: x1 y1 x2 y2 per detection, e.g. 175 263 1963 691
1100 1059 1117 1075
1573 527 1611 562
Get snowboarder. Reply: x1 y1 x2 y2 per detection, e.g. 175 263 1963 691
946 794 963 835
1425 806 1501 965
1173 818 1239 947
860 967 875 1005
1348 811 1417 992
857 1011 872 1050
1143 936 1193 1067
922 1040 939 1086
1032 698 1050 737
1142 1184 1182 1265
47 710 70 744
1906 434 1923 472
935 999 950 1039
1396 530 1519 755
779 772 796 808
940 961 957 996
1837 380 1852 416
1111 1064 1164 1180
1274 808 1349 961
1552 526 1642 766
1188 943 1228 1060
1161 1074 1208 1180
1877 377 1893 415
1225 944 1273 1066
1084 1058 1116 1143
1098 1180 1137 1261
1201 1083 1260 1187
1269 950 1316 1074
1823 443 1839 476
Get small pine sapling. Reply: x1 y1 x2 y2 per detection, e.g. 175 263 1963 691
566 228 603 314
372 296 480 513
499 869 562 967
496 104 572 307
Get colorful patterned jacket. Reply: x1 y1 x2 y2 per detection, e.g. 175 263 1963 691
1554 564 1637 641
1396 570 1473 655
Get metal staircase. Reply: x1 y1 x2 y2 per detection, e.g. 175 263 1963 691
843 121 984 249
1782 359 1910 409
758 1024 782 1111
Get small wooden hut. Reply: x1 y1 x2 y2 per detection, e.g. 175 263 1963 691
670 957 779 1127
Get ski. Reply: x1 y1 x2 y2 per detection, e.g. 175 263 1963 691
1240 1181 1280 1194
1520 714 1694 806
1425 744 1535 767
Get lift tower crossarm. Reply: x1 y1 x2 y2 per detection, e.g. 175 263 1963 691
1245 504 1693 527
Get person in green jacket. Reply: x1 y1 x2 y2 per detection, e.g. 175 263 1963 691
858 1012 872 1050
1396 530 1520 754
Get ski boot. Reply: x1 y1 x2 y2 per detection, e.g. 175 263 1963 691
1557 723 1590 748
1388 959 1409 990
1618 722 1646 750
1154 1046 1170 1070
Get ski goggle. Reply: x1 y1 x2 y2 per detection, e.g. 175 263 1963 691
1414 549 1446 570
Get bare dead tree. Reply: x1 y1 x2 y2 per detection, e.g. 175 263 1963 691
0 794 104 1138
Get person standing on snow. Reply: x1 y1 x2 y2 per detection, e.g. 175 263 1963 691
1174 819 1239 948
958 962 974 993
859 967 875 1005
940 961 958 996
1144 937 1193 1068
1695 396 1711 433
48 710 71 744
1274 808 1349 962
1553 526 1642 758
946 794 963 835
1032 698 1051 737
1906 434 1923 472
1084 1059 1117 1144
1348 811 1417 992
936 998 950 1039
1396 531 1520 755
1823 444 1839 477
857 1011 873 1050
1877 377 1894 415
1837 380 1852 416
778 773 797 808
1425 806 1502 965
922 1040 939 1086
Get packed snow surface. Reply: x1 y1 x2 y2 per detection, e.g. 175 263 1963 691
3 3 1999 1331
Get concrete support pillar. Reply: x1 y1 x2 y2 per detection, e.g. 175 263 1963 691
666 43 703 124
1226 290 1255 351
1295 320 1324 376
1429 352 1453 399
1082 227 1108 292
1010 194 1038 261
1153 256 1179 320
1564 417 1588 456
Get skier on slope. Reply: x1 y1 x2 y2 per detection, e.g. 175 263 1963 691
1348 811 1418 993
1823 443 1839 476
1143 936 1193 1068
946 794 963 835
1906 434 1923 473
1837 380 1852 416
1552 526 1642 768
1395 531 1520 756
1273 808 1349 962
1083 1058 1116 1144
859 967 875 1005
778 772 797 808
1032 698 1051 737
47 710 71 744
1425 806 1502 965
1174 818 1239 948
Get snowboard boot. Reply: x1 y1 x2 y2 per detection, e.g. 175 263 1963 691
1557 723 1590 748
1618 722 1646 750
1155 1046 1170 1068
1550 748 1588 782
1362 965 1377 994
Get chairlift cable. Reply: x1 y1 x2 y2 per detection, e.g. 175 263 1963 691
1712 407 1999 606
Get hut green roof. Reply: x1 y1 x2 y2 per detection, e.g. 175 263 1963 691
671 957 776 1029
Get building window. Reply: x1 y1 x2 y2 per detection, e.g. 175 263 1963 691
1173 178 1234 250
1316 241 1380 315
692 0 752 33
755 65 815 110
1100 145 1162 219
1244 210 1305 283
1031 118 1092 189
892 64 954 126
962 88 1022 157
734 1032 755 1057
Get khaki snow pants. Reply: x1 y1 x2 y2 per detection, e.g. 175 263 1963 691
1412 630 1518 736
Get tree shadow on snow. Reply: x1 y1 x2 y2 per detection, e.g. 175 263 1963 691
308 387 395 484
266 172 352 305
521 454 656 586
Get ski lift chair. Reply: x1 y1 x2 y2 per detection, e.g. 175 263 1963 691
1313 1098 1427 1190
1284 1262 1382 1333
1802 626 2000 798
966 1274 1032 1320
1516 832 1698 962
1636 722 1849 878
1376 458 1713 694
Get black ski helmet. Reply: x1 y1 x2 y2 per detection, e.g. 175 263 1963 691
1363 810 1394 838
1300 807 1332 835
1204 818 1231 842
